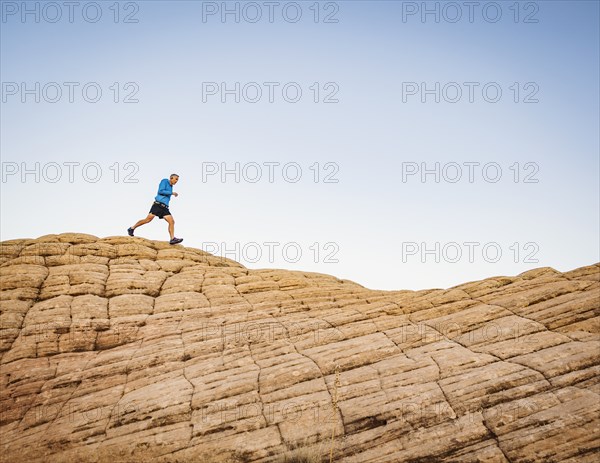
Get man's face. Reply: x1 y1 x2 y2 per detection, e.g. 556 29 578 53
170 176 179 185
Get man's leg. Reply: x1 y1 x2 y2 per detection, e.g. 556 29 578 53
132 214 155 230
164 215 175 240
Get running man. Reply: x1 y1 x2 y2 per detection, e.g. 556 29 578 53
128 174 183 245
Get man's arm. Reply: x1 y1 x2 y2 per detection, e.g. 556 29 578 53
157 179 172 196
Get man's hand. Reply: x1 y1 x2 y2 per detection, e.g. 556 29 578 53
172 192 179 197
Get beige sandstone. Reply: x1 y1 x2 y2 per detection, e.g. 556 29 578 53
0 234 598 462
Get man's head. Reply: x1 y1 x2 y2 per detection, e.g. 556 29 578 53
169 174 179 185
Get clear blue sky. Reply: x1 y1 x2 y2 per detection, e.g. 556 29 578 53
1 0 599 290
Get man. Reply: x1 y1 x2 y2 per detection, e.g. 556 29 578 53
128 174 183 245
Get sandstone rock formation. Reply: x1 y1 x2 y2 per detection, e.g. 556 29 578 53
0 233 598 463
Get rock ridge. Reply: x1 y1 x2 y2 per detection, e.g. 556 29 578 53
0 233 598 462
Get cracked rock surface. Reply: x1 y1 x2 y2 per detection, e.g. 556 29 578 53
0 233 598 462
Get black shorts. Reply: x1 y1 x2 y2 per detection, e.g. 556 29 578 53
149 201 171 219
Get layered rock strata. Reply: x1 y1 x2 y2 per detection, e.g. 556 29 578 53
0 234 598 462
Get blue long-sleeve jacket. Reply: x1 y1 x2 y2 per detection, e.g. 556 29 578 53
154 178 173 206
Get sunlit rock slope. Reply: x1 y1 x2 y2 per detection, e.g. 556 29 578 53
1 233 598 462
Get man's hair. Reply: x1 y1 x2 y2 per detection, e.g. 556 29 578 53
170 173 179 178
